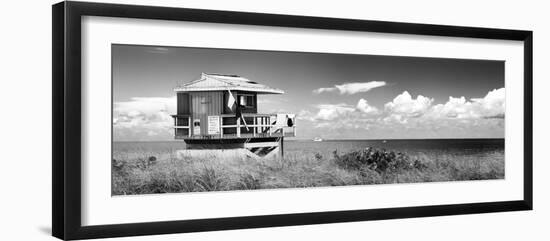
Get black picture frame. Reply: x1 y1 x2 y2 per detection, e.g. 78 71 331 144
52 1 533 240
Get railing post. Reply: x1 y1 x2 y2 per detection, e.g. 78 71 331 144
253 117 256 137
260 117 264 134
220 116 223 138
188 116 191 137
237 117 241 137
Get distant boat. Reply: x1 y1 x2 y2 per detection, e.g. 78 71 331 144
313 137 323 142
382 140 387 143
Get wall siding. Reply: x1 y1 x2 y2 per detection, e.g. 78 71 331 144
177 92 190 115
190 91 223 135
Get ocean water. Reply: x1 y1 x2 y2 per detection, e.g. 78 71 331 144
113 139 504 161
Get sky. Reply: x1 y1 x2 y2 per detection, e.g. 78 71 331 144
112 44 505 141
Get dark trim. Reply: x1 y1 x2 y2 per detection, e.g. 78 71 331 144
77 201 531 240
523 32 533 210
52 1 533 240
52 2 65 239
64 1 530 40
65 0 84 239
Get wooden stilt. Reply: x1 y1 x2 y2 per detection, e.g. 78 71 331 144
280 137 284 159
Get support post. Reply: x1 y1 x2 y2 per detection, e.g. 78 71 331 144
268 116 272 137
220 116 223 138
237 117 241 137
279 137 284 159
188 116 191 137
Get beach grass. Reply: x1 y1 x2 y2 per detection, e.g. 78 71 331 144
111 147 504 195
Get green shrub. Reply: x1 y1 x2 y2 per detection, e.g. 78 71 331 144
112 159 128 175
236 172 261 190
314 153 323 161
333 147 420 174
194 166 227 191
170 171 196 193
136 156 158 170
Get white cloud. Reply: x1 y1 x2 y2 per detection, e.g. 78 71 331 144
298 88 505 138
430 88 505 119
313 87 338 94
313 81 386 95
296 98 380 131
296 110 314 120
113 96 176 140
305 98 380 122
115 97 176 116
429 96 476 119
356 98 379 114
313 104 356 121
384 91 433 118
472 88 505 118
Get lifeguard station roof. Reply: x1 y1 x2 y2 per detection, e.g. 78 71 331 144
174 73 284 94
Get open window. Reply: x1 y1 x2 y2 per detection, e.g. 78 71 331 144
238 94 255 108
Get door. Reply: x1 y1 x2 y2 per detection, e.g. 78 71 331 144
191 92 223 135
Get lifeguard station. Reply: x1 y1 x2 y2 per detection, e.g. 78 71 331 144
172 73 296 159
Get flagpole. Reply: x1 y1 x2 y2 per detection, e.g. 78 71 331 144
227 88 249 131
241 115 249 131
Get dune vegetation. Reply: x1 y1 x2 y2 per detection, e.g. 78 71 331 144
111 146 504 195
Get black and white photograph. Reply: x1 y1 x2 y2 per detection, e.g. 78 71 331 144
0 0 545 240
111 44 505 195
